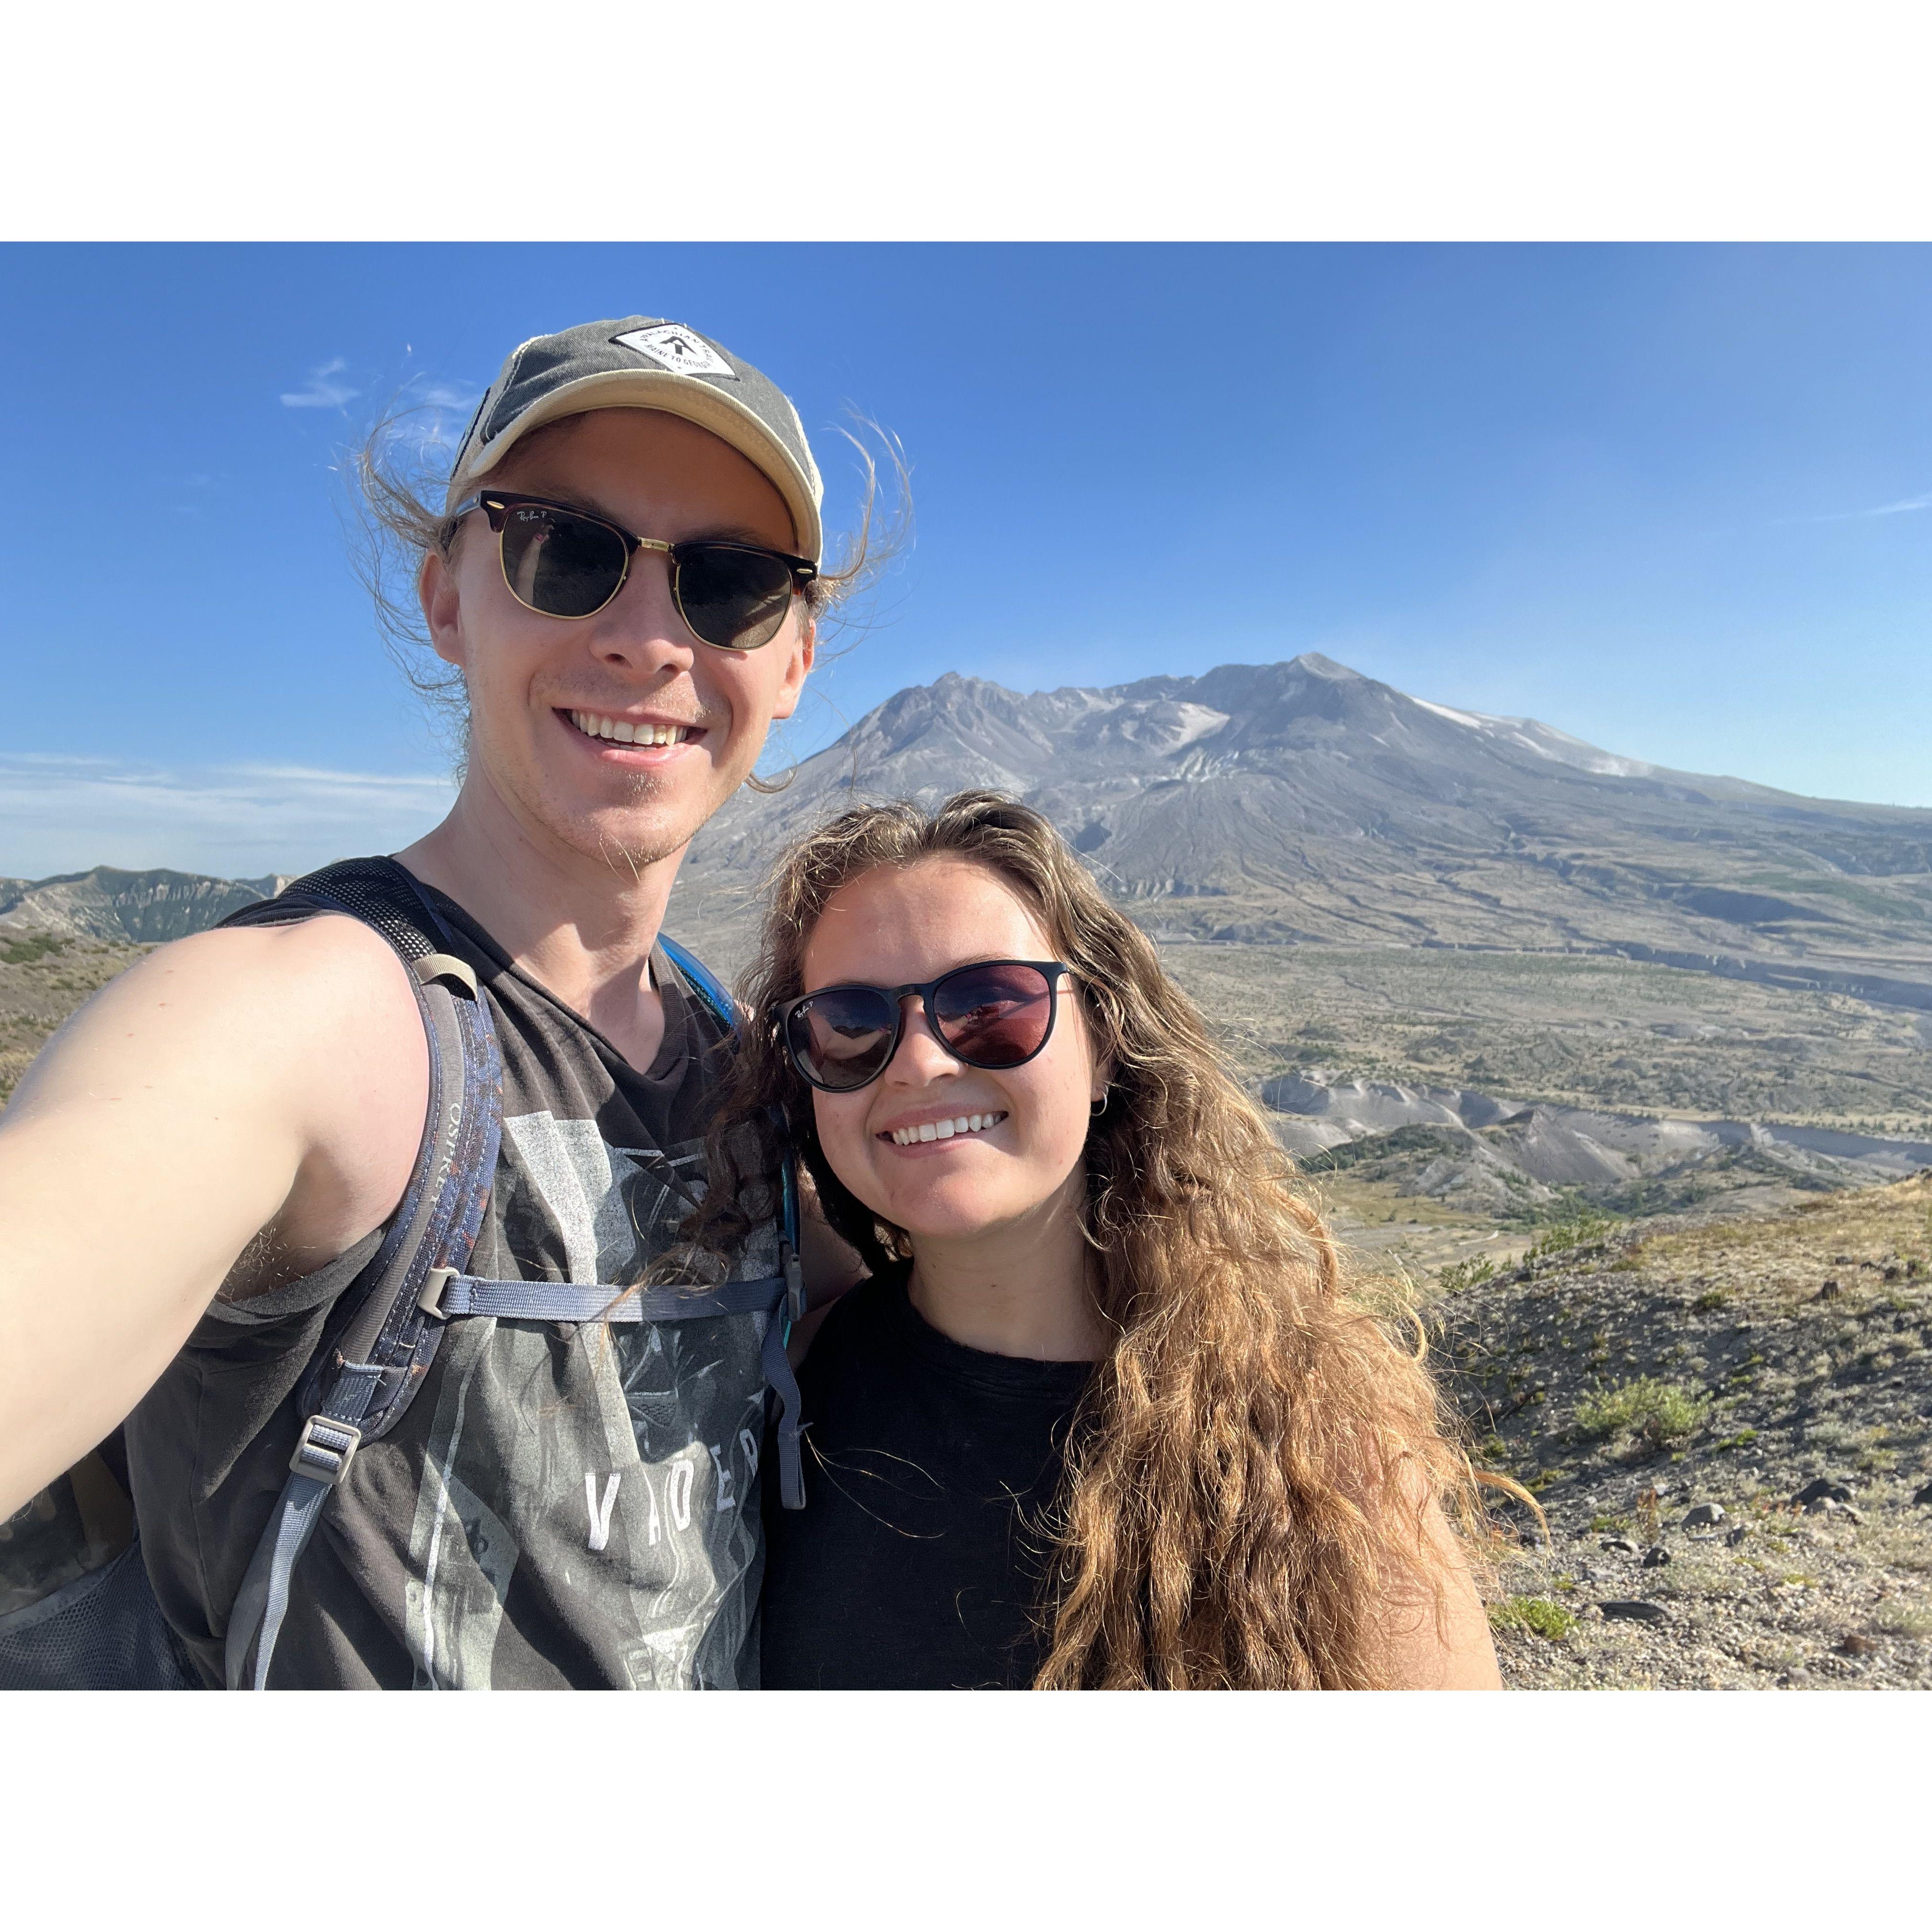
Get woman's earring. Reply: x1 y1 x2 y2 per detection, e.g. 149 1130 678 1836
1090 1090 1110 1118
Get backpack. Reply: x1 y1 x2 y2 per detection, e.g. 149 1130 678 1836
0 860 804 1691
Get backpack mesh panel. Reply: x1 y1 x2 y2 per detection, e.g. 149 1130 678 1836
0 1542 201 1690
220 859 447 959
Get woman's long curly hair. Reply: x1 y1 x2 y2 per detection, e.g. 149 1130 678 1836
694 789 1495 1689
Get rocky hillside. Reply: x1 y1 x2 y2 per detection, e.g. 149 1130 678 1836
0 933 147 1105
0 867 289 944
680 654 1932 1001
1428 1173 1932 1688
1273 1069 1932 1224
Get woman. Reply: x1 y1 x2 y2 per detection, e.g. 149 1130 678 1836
694 790 1502 1690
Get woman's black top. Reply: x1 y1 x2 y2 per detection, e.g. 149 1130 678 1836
759 1268 1092 1690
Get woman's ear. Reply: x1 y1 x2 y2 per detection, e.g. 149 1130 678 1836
1091 1051 1116 1109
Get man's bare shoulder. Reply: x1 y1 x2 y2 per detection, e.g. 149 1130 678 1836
0 912 436 1510
9 912 430 1282
20 912 422 1093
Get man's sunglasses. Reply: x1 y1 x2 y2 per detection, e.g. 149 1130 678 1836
778 961 1074 1094
450 490 818 651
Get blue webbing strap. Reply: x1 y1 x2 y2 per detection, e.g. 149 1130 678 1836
426 1273 787 1322
225 1364 384 1691
414 1261 805 1507
765 1241 808 1509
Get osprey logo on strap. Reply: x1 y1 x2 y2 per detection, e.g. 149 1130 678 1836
612 323 737 380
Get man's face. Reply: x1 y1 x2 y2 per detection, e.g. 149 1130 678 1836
422 408 815 874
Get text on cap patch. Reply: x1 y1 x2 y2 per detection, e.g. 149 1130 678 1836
612 324 737 380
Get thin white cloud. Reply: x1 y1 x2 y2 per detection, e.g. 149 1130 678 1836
280 357 360 411
1796 489 1932 524
414 380 481 412
0 755 457 881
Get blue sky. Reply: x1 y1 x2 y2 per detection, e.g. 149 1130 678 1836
2 243 1929 877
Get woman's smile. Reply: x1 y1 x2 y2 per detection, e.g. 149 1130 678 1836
875 1108 1011 1150
800 854 1102 1247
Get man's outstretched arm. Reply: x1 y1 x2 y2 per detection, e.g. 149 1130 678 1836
0 918 426 1518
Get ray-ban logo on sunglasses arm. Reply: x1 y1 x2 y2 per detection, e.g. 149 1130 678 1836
612 324 737 380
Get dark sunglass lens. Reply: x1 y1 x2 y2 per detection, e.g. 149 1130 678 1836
787 988 900 1090
500 505 629 618
932 965 1054 1069
676 545 794 650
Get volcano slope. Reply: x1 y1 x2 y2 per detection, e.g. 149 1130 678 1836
1435 1173 1932 1690
679 653 1932 1007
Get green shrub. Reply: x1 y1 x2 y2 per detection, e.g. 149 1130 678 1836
1489 1596 1578 1641
1525 1212 1621 1265
1875 1606 1932 1640
1439 1255 1497 1293
1574 1377 1709 1445
1 933 68 966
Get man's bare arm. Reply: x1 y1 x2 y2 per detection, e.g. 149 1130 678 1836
0 917 426 1518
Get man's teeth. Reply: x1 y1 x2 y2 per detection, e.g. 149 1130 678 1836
890 1113 1006 1146
569 711 691 746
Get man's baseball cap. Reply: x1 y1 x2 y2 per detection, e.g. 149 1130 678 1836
445 317 824 564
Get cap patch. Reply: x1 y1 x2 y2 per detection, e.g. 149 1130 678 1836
612 324 737 380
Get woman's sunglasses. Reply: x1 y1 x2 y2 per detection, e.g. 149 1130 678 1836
450 490 818 651
778 960 1073 1094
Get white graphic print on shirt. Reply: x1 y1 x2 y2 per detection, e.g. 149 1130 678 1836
403 1110 770 1689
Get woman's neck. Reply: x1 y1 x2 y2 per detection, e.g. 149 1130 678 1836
905 1182 1105 1363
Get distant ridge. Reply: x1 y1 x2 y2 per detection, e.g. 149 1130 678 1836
677 653 1932 991
0 867 293 945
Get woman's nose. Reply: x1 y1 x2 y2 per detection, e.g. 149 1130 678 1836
882 994 955 1083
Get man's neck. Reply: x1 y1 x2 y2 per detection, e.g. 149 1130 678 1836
397 778 685 1072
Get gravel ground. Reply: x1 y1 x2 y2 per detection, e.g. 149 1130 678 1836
1428 1174 1932 1689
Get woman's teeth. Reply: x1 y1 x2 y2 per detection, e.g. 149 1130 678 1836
570 711 691 746
889 1112 1006 1146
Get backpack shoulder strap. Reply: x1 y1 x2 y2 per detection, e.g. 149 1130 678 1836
657 932 799 1247
657 932 736 1033
219 862 504 1689
656 933 806 1509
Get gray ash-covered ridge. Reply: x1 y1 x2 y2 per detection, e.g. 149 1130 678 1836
679 653 1932 989
0 867 293 944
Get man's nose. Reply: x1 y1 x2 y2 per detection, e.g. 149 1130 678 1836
587 549 696 667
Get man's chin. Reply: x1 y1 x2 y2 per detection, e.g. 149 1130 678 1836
567 811 702 876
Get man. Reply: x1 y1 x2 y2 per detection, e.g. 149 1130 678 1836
0 316 846 1687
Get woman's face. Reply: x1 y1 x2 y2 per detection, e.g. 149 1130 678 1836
800 857 1107 1249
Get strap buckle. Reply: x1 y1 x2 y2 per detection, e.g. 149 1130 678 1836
416 1265 459 1320
289 1415 362 1486
782 1242 805 1325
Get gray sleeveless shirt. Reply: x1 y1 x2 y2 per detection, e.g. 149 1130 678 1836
125 873 778 1689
